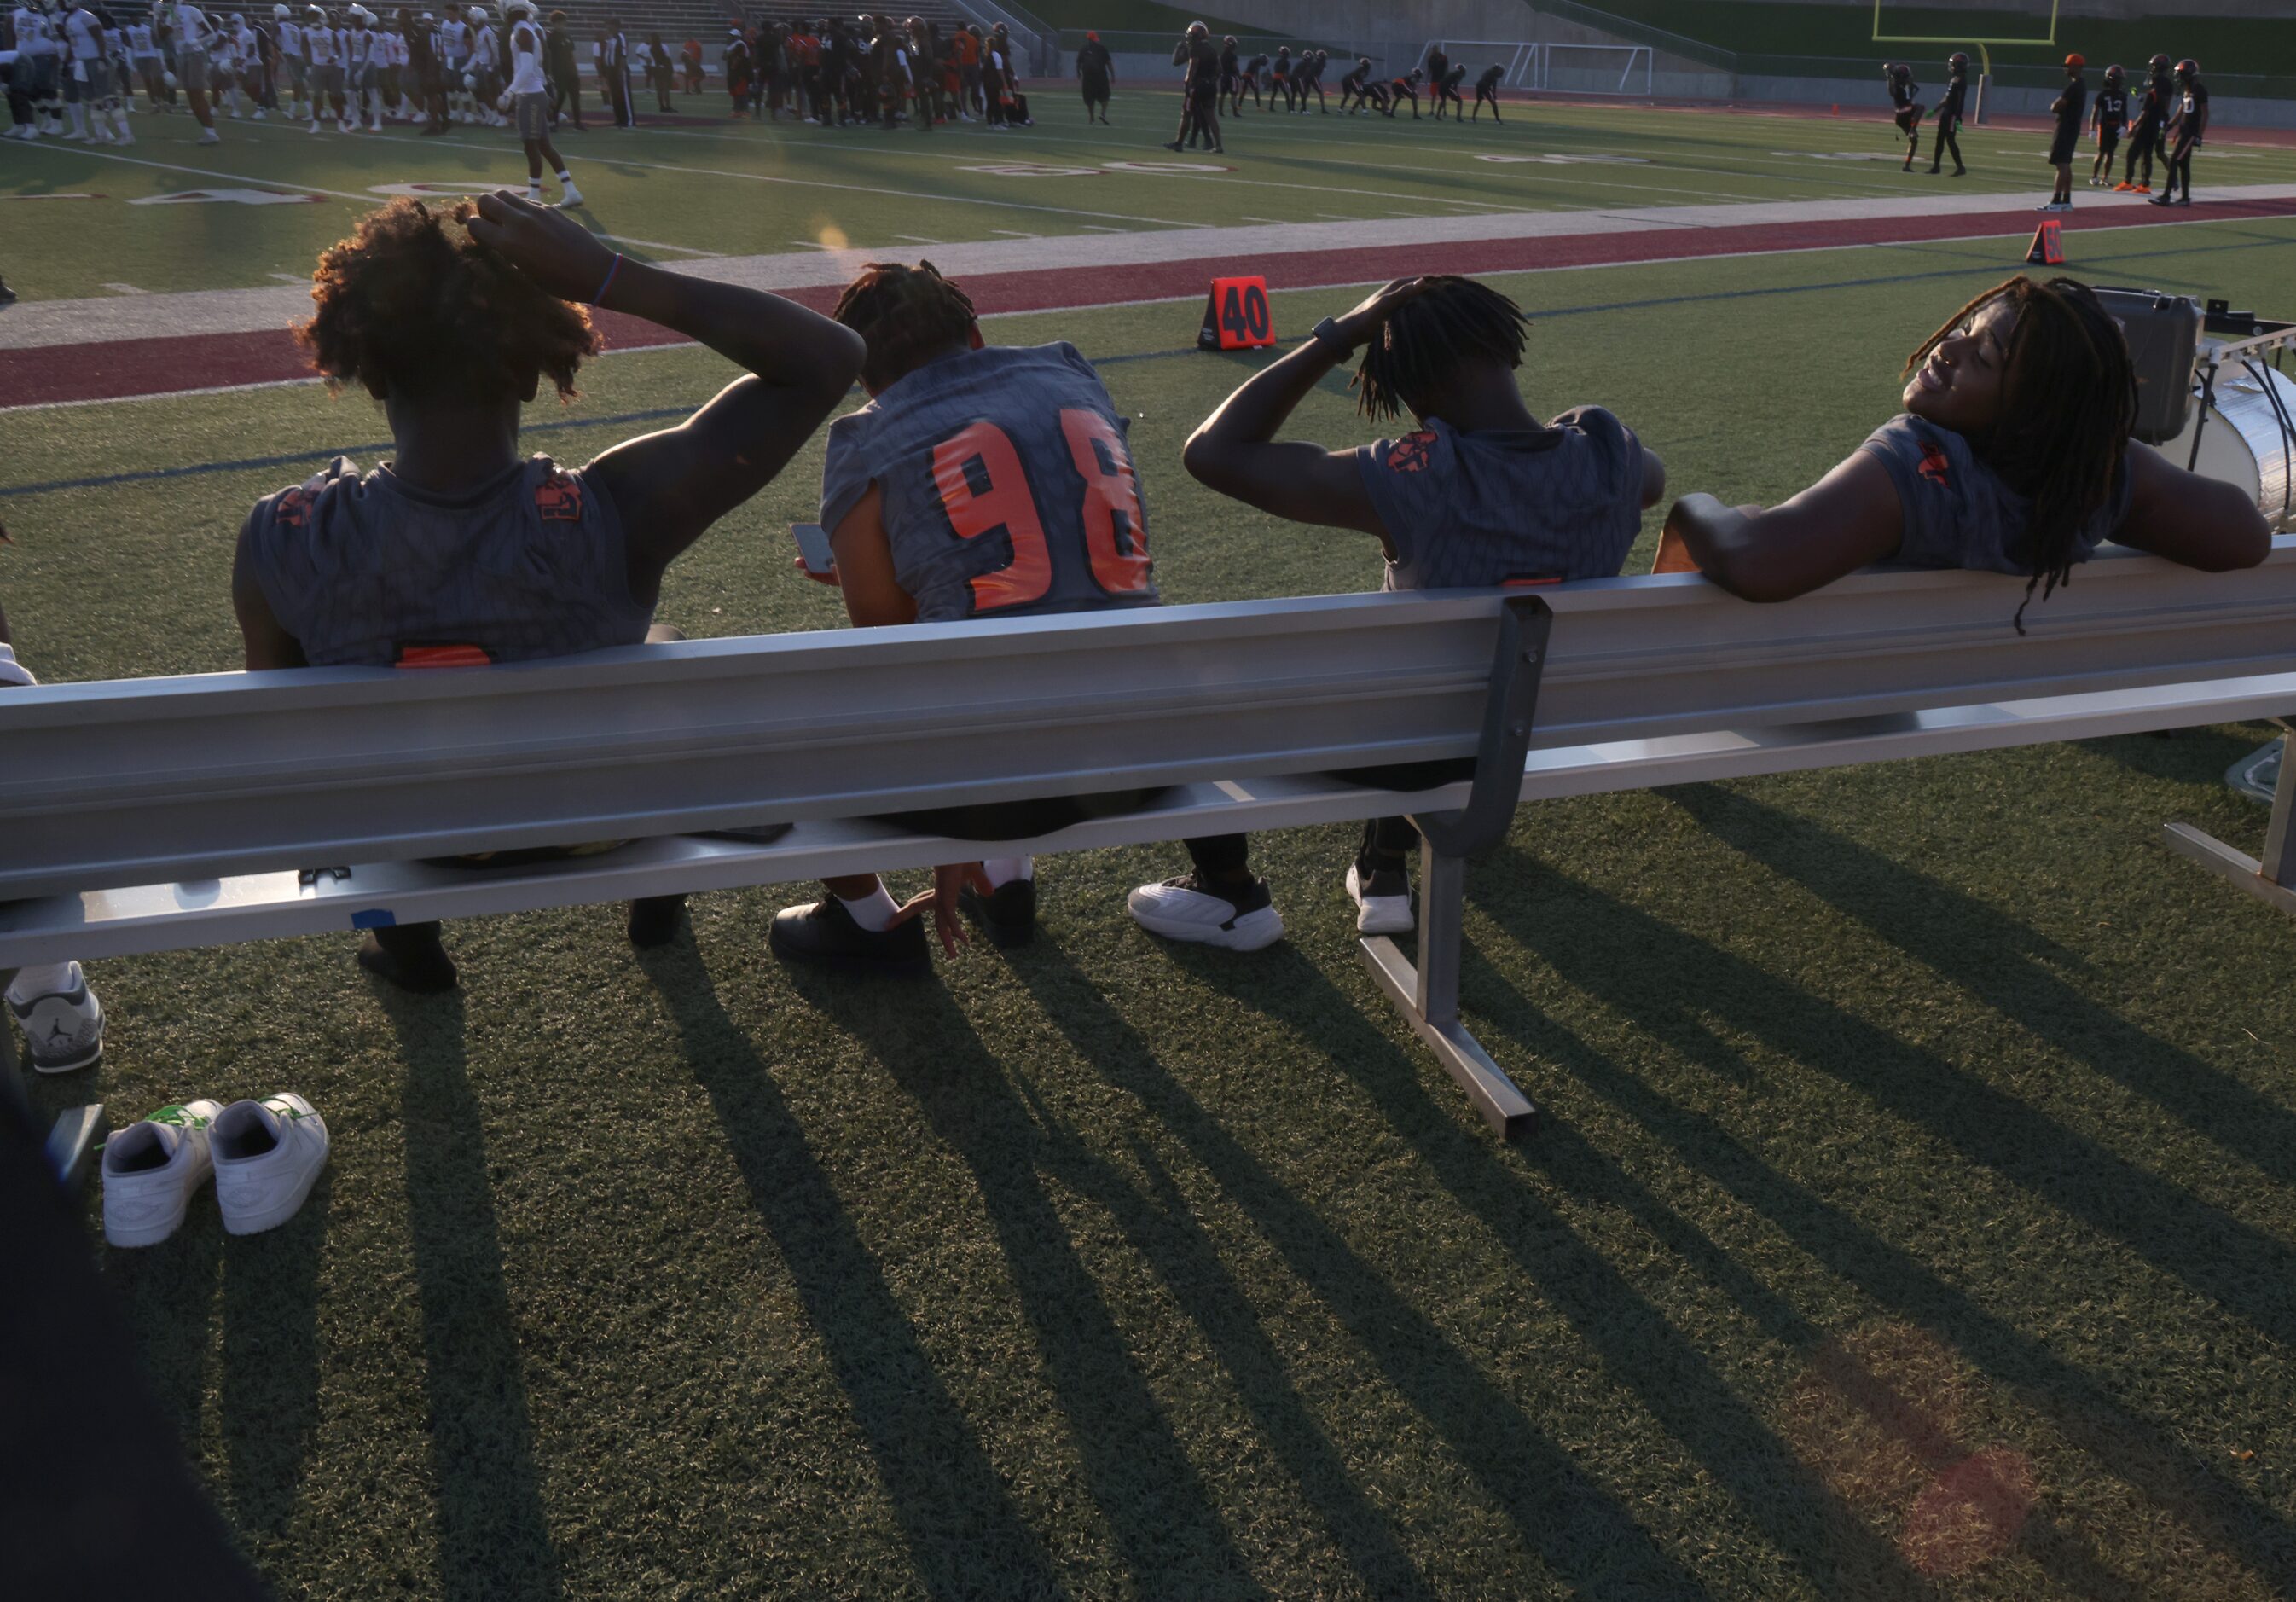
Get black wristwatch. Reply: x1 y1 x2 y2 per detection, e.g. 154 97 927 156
1311 316 1354 357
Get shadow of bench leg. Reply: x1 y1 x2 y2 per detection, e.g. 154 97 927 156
1359 844 1539 1141
0 966 108 1195
2164 724 2296 918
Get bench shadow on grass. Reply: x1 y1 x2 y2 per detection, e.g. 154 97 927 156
1462 845 2296 1593
1117 937 1917 1598
1667 785 2296 1213
376 986 565 1602
218 1170 330 1540
633 943 1067 1602
774 963 1275 1601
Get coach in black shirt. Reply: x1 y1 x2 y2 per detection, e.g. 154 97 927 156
2044 53 2085 210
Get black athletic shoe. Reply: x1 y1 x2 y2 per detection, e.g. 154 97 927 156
1163 139 1184 151
626 893 687 949
768 896 931 976
0 277 16 307
959 878 1037 948
2151 193 2176 206
357 926 459 994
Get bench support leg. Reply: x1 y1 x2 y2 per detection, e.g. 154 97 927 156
1360 842 1539 1141
0 966 107 1196
2164 725 2296 919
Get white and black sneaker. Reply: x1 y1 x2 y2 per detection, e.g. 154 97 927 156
1127 873 1284 951
8 962 106 1073
1345 861 1415 936
212 1093 330 1235
101 1100 225 1247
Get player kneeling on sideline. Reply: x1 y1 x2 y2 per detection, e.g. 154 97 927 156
1655 276 2269 624
503 0 577 205
771 262 1164 972
231 195 865 993
0 597 107 1075
1133 276 1667 949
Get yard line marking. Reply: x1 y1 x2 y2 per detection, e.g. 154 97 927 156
786 239 840 250
893 234 943 243
268 272 309 283
101 283 149 295
6 139 722 256
1076 224 1125 232
340 123 1213 229
990 229 1039 237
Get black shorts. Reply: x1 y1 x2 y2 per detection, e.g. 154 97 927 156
1081 71 1108 97
2097 127 2120 156
1893 105 1919 131
2048 128 2079 164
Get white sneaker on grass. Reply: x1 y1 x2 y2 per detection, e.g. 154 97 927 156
101 1100 225 1248
8 961 105 1074
1127 873 1284 951
1346 861 1416 936
212 1093 329 1235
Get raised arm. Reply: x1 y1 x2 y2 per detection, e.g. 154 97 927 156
1658 450 1903 601
1180 277 1436 539
463 191 866 597
2111 438 2270 570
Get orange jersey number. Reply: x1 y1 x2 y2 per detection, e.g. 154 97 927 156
933 421 1053 612
1060 408 1152 596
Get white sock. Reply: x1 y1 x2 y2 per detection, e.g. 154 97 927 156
983 856 1033 888
6 961 78 1007
67 103 86 134
835 884 901 932
555 169 574 187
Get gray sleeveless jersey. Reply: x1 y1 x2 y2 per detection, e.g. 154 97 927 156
1353 407 1645 590
242 456 652 667
820 342 1159 624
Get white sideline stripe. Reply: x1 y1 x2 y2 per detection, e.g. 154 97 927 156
10 181 2296 354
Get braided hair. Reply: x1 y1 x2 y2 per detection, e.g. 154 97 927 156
1903 275 2137 630
831 260 979 392
1352 276 1530 423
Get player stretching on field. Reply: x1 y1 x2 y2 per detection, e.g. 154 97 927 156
2088 64 2127 188
1471 62 1504 120
2117 55 2168 192
1884 61 1923 170
161 0 223 139
234 195 864 993
1383 67 1423 119
1926 50 1967 175
1434 61 1465 119
1128 276 1665 951
1337 54 1371 113
774 262 1164 972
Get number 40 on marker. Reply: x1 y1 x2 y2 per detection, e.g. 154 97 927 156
1198 276 1275 351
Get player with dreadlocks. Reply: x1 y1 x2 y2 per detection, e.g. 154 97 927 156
1127 276 1667 949
1655 276 2268 630
1926 50 1968 175
2154 58 2207 206
773 261 1167 972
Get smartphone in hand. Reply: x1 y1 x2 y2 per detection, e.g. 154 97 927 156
791 521 836 577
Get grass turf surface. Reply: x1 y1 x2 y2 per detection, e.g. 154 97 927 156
9 85 2296 303
7 99 2296 1599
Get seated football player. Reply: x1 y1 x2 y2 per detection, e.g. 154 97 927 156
1656 275 2269 624
1130 275 1667 950
772 260 1180 974
231 194 865 993
0 597 107 1076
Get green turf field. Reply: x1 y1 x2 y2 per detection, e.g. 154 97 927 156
9 163 2296 1594
9 87 2296 302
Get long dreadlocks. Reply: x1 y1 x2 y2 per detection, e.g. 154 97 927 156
831 260 978 392
1353 276 1531 423
1904 275 2137 630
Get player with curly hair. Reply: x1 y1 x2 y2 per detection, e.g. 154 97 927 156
1128 276 1666 949
230 194 866 993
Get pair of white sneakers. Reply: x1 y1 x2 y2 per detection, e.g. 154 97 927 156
101 1094 330 1248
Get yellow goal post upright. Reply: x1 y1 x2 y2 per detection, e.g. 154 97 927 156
1873 0 2059 125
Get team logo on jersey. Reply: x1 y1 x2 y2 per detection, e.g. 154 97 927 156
534 473 583 521
275 485 314 529
1917 443 1951 488
1388 432 1438 473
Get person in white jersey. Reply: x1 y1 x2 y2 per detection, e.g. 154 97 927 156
502 0 575 204
299 3 341 128
126 9 167 111
58 0 112 139
271 1 304 116
161 0 220 137
228 11 264 116
345 3 379 127
466 3 499 122
10 1 62 136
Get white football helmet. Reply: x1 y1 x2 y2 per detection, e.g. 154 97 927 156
271 3 290 16
465 3 484 18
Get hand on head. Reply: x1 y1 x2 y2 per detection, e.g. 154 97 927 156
465 189 617 303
